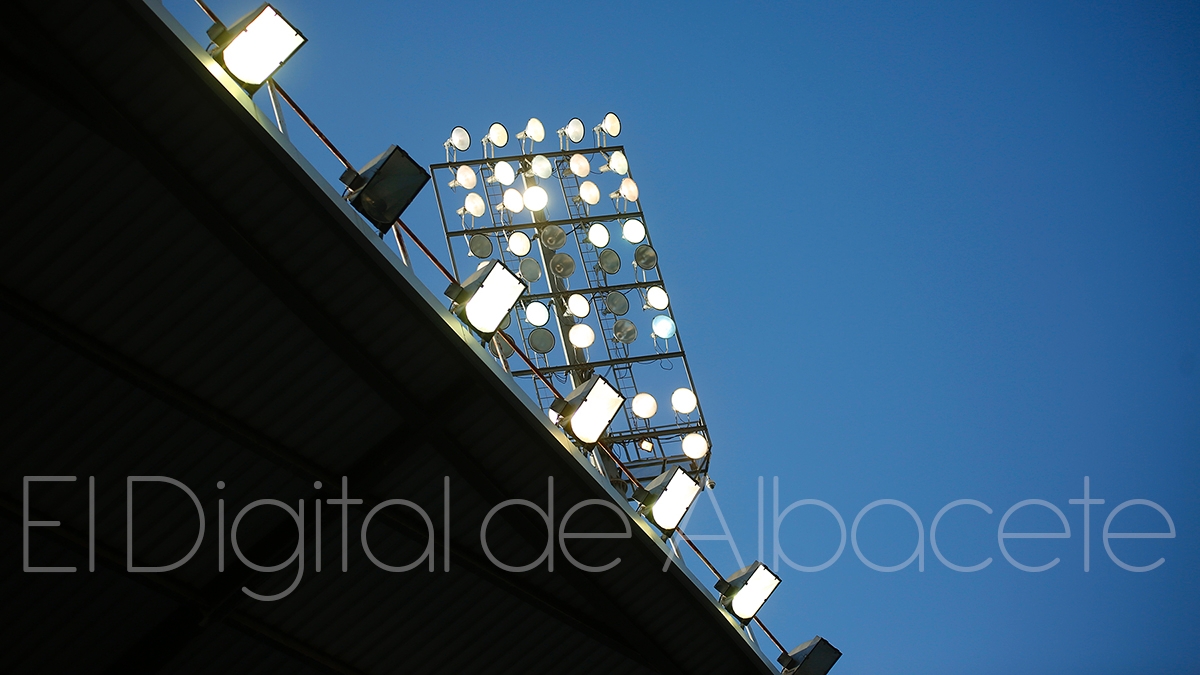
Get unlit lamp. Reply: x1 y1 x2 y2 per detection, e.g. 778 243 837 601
778 637 842 675
340 145 430 232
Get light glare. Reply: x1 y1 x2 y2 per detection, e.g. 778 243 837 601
524 185 548 211
502 188 524 213
464 264 524 334
221 6 305 86
671 388 697 414
631 392 657 419
587 223 610 247
622 219 646 243
568 323 595 348
681 433 709 459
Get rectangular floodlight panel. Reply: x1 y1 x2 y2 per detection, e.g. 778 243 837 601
779 636 842 675
731 563 780 620
571 376 624 444
649 467 701 531
220 4 305 86
350 145 431 229
464 262 524 334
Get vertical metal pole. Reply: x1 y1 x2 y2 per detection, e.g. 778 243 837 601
266 80 288 138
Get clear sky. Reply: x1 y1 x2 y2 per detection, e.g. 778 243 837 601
167 1 1200 672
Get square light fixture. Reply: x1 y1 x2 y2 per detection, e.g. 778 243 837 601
341 145 431 232
445 260 526 338
778 636 842 675
549 374 624 445
714 561 781 624
208 4 306 94
633 466 701 534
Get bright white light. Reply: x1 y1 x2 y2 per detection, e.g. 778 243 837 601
503 188 524 213
651 315 676 339
681 433 709 459
568 323 595 348
601 112 621 137
631 392 657 419
488 122 509 147
453 165 477 189
671 388 697 414
565 118 585 144
640 439 654 452
622 219 646 243
524 301 549 326
524 185 548 212
587 223 610 247
464 264 524 334
522 117 545 143
569 154 590 177
492 161 515 186
449 126 471 152
531 155 553 179
567 293 591 318
650 469 701 531
463 193 486 218
619 177 639 202
507 231 531 257
570 377 623 444
604 150 629 175
730 566 780 621
579 181 600 205
646 286 669 310
221 6 305 86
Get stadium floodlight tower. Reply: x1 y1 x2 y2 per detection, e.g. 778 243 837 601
429 113 714 492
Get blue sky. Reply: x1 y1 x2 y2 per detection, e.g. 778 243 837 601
168 1 1199 672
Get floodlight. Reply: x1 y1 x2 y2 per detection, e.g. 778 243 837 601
449 165 477 189
579 181 601 205
600 150 629 175
550 253 576 278
613 319 638 344
671 388 697 414
567 293 591 318
640 439 654 452
529 327 555 354
568 323 595 348
524 185 549 212
634 245 658 270
519 258 542 282
634 466 701 533
598 112 621 138
598 249 621 275
778 637 842 675
516 117 545 143
559 117 586 145
502 188 524 212
489 161 516 186
468 234 493 258
605 291 629 315
714 561 780 624
444 260 527 338
487 122 509 148
209 4 306 93
622 219 646 243
569 154 591 177
681 432 709 459
507 231 531 256
631 392 657 419
341 145 430 231
588 223 610 247
446 126 471 153
611 177 639 202
549 374 625 444
458 193 487 218
645 286 669 310
541 225 567 250
529 155 553 179
651 315 676 339
524 301 549 327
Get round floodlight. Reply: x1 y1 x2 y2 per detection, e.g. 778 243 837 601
587 223 610 248
524 301 549 327
541 225 567 250
605 150 628 175
488 334 515 359
524 185 548 212
522 117 545 143
671 388 697 414
449 126 471 152
568 323 595 348
569 154 590 178
651 315 677 339
598 249 621 275
631 392 657 419
508 231 531 257
550 252 576 278
601 112 621 137
531 155 553 179
519 257 542 282
646 286 669 310
487 122 509 148
613 319 638 344
564 117 585 144
453 165 477 189
463 193 486 218
681 433 709 459
622 219 646 243
468 234 493 258
503 188 524 213
567 293 591 318
619 177 639 202
634 244 658 270
579 181 600 205
529 327 556 354
492 161 516 186
605 291 629 316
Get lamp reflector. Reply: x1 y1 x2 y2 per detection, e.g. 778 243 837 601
531 155 553 179
492 161 516 186
622 219 646 243
579 181 600 205
613 319 638 344
651 315 676 339
524 301 549 327
529 327 555 353
631 392 657 419
524 185 549 212
487 122 509 147
564 117 585 144
568 323 595 348
519 117 545 143
603 150 629 175
605 291 629 316
218 5 306 87
587 223 610 247
452 164 477 189
601 112 621 137
462 193 486 218
519 258 542 282
681 433 709 459
646 286 669 310
448 126 471 152
507 231 531 257
671 388 697 414
567 293 591 318
502 188 524 213
619 177 639 202
569 153 591 177
540 224 567 250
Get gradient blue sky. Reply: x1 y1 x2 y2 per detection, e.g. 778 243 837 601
166 1 1200 672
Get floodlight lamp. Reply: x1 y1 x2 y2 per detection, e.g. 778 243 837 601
444 260 527 338
631 392 657 419
507 230 531 257
587 223 610 248
671 388 697 414
778 637 842 675
210 4 306 92
559 117 586 145
634 467 701 533
550 253 576 278
549 374 624 444
487 122 509 148
343 145 430 231
516 117 545 143
524 185 549 212
529 155 553 179
524 301 549 327
651 315 676 339
568 323 595 348
600 150 628 175
489 161 516 186
714 561 780 624
567 293 591 318
611 177 639 202
449 164 477 189
681 432 709 459
598 112 621 138
578 181 600 205
569 154 591 178
445 126 472 153
502 188 524 213
458 193 487 218
622 219 646 243
645 286 669 310
613 319 638 344
640 439 654 452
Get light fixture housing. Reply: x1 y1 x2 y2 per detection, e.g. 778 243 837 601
507 231 531 256
566 293 591 318
490 161 516 186
560 117 586 145
671 387 697 414
517 117 545 143
568 323 595 348
449 164 477 189
587 223 610 247
444 260 527 339
600 150 629 175
598 111 621 138
486 122 509 148
622 219 646 243
611 177 639 202
633 466 701 534
502 188 524 213
529 155 553 179
524 301 549 327
714 561 781 625
524 185 549 212
578 181 600 205
459 193 486 218
778 637 843 675
631 392 657 419
569 153 591 177
340 145 430 232
651 314 677 339
446 126 471 153
681 432 709 459
208 3 306 94
549 374 625 444
645 286 669 310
